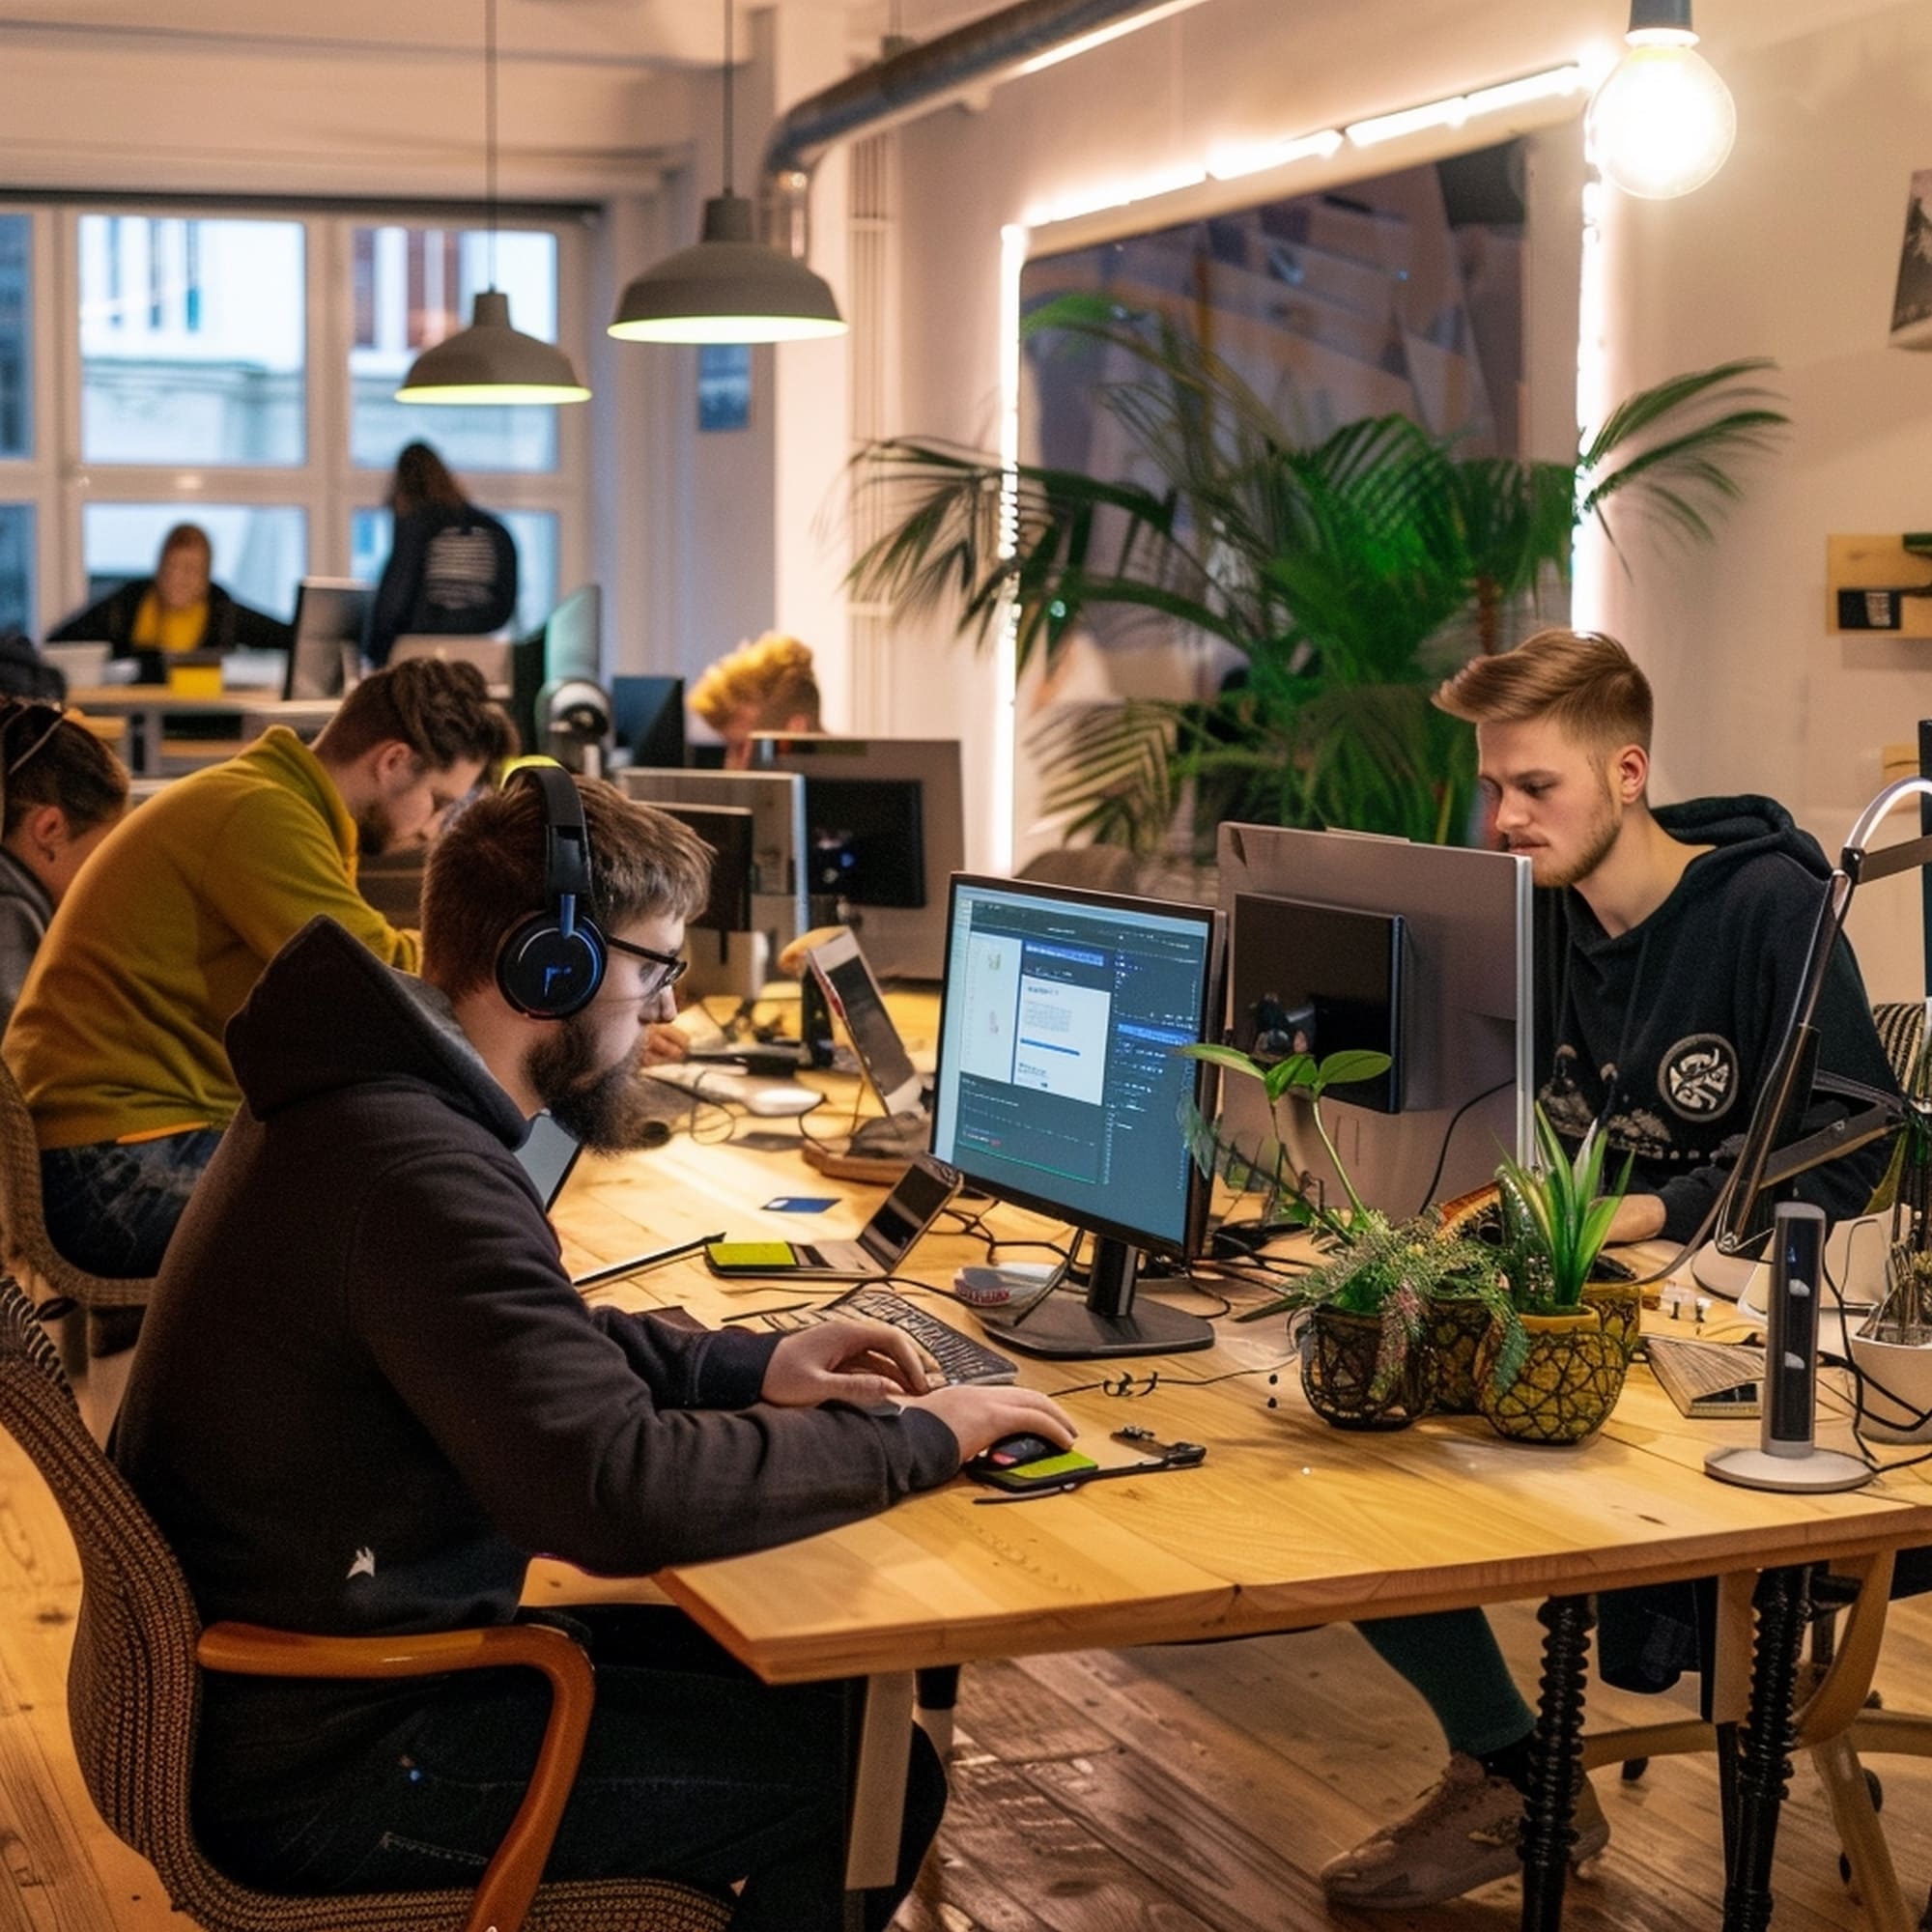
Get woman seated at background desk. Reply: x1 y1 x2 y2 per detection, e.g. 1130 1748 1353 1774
47 522 293 678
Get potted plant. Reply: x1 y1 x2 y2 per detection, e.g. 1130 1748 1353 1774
1180 1043 1516 1427
1475 1111 1634 1445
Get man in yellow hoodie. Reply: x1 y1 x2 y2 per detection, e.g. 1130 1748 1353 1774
5 656 513 1287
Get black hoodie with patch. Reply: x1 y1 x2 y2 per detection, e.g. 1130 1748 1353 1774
114 917 959 1816
1535 795 1899 1245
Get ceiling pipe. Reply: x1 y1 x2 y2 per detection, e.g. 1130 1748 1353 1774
758 0 1208 258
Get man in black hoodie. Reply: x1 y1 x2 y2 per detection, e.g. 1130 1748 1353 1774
1320 630 1902 1912
113 772 1074 1931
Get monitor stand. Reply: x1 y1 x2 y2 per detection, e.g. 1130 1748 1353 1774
979 1237 1214 1360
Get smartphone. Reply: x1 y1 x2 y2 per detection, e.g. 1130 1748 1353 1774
764 1195 839 1213
967 1450 1101 1492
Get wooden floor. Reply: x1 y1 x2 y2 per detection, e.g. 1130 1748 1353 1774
6 1417 1932 1932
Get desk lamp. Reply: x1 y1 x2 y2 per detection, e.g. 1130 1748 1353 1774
1703 775 1932 1492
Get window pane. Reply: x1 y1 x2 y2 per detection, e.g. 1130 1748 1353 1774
79 216 305 467
0 504 33 634
80 504 306 623
352 505 557 639
0 214 29 458
349 226 560 473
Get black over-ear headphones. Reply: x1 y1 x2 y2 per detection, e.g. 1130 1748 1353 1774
495 764 607 1019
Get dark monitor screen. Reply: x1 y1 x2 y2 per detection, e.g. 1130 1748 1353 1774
286 579 372 699
654 804 755 934
612 675 685 769
802 777 925 908
1232 892 1406 1114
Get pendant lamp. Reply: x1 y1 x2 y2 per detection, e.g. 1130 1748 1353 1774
1586 0 1736 201
397 0 590 403
609 0 847 345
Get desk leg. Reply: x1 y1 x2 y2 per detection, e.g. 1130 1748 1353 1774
1520 1593 1595 1932
842 1670 915 1932
1723 1565 1810 1932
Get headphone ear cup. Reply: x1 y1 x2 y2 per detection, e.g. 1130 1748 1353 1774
497 915 607 1019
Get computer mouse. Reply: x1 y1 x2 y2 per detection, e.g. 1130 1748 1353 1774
972 1431 1062 1469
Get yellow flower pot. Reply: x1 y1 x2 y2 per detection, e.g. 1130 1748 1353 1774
1474 1307 1628 1445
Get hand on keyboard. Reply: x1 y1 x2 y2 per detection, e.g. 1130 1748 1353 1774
829 1286 1020 1385
761 1317 939 1406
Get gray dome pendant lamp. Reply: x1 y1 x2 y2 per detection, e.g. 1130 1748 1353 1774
396 0 591 404
609 0 847 345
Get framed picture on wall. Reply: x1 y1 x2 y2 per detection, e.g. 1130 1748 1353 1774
697 344 753 431
1889 167 1932 348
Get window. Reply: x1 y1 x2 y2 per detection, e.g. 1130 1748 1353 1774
8 203 583 647
79 215 306 467
352 505 558 639
82 504 307 622
349 224 561 473
0 505 33 635
0 213 29 459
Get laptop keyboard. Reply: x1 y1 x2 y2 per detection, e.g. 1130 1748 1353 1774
825 1286 1019 1386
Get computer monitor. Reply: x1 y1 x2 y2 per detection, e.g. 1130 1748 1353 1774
929 873 1225 1359
612 675 686 769
285 578 372 699
751 736 965 980
539 583 601 685
1215 823 1534 1220
617 769 809 1003
652 803 755 935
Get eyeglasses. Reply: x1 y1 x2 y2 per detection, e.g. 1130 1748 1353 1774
607 934 689 998
1 701 71 780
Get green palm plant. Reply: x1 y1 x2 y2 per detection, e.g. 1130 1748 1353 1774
850 293 1786 853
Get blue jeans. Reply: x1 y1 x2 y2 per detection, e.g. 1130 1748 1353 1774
40 1129 223 1279
194 1606 946 1932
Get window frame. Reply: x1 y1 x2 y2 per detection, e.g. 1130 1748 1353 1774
17 199 589 636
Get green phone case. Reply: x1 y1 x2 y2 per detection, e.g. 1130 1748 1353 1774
969 1450 1099 1492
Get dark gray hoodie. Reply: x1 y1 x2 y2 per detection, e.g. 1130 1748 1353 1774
114 916 958 1813
1535 794 1900 1244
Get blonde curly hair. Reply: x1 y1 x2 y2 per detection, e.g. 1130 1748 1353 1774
690 632 823 737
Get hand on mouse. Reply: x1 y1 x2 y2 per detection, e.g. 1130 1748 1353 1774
900 1384 1077 1464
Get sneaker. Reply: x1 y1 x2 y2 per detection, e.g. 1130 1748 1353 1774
1319 1752 1609 1911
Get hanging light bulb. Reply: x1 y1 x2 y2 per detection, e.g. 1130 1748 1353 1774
398 0 590 403
609 0 847 345
1587 0 1735 201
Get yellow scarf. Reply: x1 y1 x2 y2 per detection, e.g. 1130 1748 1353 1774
130 589 209 655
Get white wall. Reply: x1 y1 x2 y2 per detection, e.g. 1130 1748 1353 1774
886 0 1931 1000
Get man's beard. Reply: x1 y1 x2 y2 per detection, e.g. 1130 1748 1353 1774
1533 781 1622 891
525 1016 659 1153
354 799 397 859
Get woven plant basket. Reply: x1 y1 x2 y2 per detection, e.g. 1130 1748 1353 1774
1581 1276 1643 1357
1422 1294 1495 1414
1299 1307 1426 1431
1474 1308 1628 1445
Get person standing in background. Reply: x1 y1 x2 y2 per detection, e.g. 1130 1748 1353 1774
49 524 293 674
366 441 520 668
0 700 129 1031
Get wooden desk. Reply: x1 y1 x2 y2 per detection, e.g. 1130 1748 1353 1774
545 1123 1932 1932
69 688 337 776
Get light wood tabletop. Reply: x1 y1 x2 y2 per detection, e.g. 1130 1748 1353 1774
532 1091 1932 1931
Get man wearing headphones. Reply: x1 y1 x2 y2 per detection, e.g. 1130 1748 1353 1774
113 769 1074 1931
6 656 512 1291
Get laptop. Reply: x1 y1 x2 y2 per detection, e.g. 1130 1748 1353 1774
704 1153 960 1280
515 1110 583 1209
799 926 928 1117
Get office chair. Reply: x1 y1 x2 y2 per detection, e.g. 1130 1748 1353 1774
0 1056 152 1441
1015 844 1143 895
0 1271 730 1932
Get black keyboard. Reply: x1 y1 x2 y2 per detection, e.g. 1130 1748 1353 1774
829 1286 1019 1386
